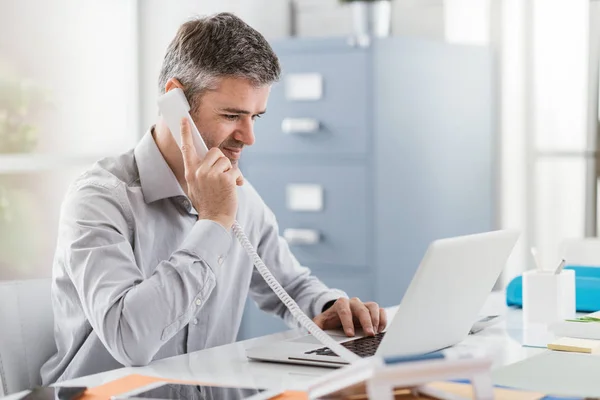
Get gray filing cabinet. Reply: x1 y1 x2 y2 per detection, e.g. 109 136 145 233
237 37 495 340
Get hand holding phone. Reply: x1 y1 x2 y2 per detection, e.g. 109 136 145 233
179 118 243 230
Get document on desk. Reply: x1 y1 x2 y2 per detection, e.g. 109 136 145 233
492 351 600 398
80 374 297 400
549 311 600 340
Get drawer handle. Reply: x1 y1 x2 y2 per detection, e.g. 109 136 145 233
283 229 320 245
281 118 320 134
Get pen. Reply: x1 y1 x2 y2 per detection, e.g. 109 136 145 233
554 258 566 275
530 247 542 272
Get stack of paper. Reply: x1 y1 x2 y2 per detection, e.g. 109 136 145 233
549 312 600 340
548 311 600 354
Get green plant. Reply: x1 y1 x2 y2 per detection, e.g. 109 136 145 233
0 71 49 153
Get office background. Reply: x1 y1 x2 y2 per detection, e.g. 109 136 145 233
0 0 598 338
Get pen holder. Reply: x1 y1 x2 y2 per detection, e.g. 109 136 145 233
522 269 576 325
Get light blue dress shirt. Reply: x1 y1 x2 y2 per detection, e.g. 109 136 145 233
41 130 346 384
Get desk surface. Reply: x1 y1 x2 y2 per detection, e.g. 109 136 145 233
2 292 545 399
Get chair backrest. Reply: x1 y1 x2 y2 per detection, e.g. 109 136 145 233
0 279 57 396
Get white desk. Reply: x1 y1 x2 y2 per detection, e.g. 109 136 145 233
2 292 546 399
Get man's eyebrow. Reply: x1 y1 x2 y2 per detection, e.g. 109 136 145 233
220 108 266 115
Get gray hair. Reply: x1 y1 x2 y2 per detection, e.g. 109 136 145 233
158 13 281 109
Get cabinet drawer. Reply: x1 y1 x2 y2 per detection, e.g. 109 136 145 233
243 163 369 267
248 51 369 156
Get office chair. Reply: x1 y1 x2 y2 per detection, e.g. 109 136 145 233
0 279 57 396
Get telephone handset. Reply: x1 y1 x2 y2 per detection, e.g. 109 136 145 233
157 88 359 363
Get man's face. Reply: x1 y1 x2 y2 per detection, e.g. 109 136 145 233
189 76 270 168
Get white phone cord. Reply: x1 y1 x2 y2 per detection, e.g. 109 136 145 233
232 220 361 363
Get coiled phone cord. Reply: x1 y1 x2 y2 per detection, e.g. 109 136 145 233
232 220 361 363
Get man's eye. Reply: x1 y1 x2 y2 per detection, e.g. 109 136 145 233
224 114 239 121
252 114 262 121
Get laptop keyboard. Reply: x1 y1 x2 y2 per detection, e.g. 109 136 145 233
304 332 386 358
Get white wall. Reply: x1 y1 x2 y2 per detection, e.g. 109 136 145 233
393 0 445 39
497 0 530 284
439 0 532 284
444 0 491 44
532 0 593 270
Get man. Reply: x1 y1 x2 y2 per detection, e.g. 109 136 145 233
42 12 386 384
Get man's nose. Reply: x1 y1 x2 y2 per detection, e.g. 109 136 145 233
235 119 255 146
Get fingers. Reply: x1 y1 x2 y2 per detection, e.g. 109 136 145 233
201 147 228 170
313 314 325 329
334 298 355 337
316 298 384 337
225 167 244 185
350 298 375 336
213 156 232 173
190 144 244 188
214 158 244 186
236 173 245 186
364 302 380 334
179 118 198 172
378 308 388 333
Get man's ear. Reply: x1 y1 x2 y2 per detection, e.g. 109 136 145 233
164 78 184 93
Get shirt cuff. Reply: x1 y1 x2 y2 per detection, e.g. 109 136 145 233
312 289 348 318
180 219 232 270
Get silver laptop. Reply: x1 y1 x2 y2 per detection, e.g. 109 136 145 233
246 230 520 367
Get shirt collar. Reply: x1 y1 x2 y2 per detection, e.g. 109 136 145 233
134 128 186 204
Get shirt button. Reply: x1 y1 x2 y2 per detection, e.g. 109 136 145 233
218 256 224 265
195 298 201 306
181 199 190 209
192 318 198 325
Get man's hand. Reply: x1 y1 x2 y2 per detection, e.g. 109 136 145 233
179 118 243 230
313 298 387 337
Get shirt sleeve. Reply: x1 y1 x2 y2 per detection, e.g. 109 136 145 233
245 185 348 328
60 181 231 367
